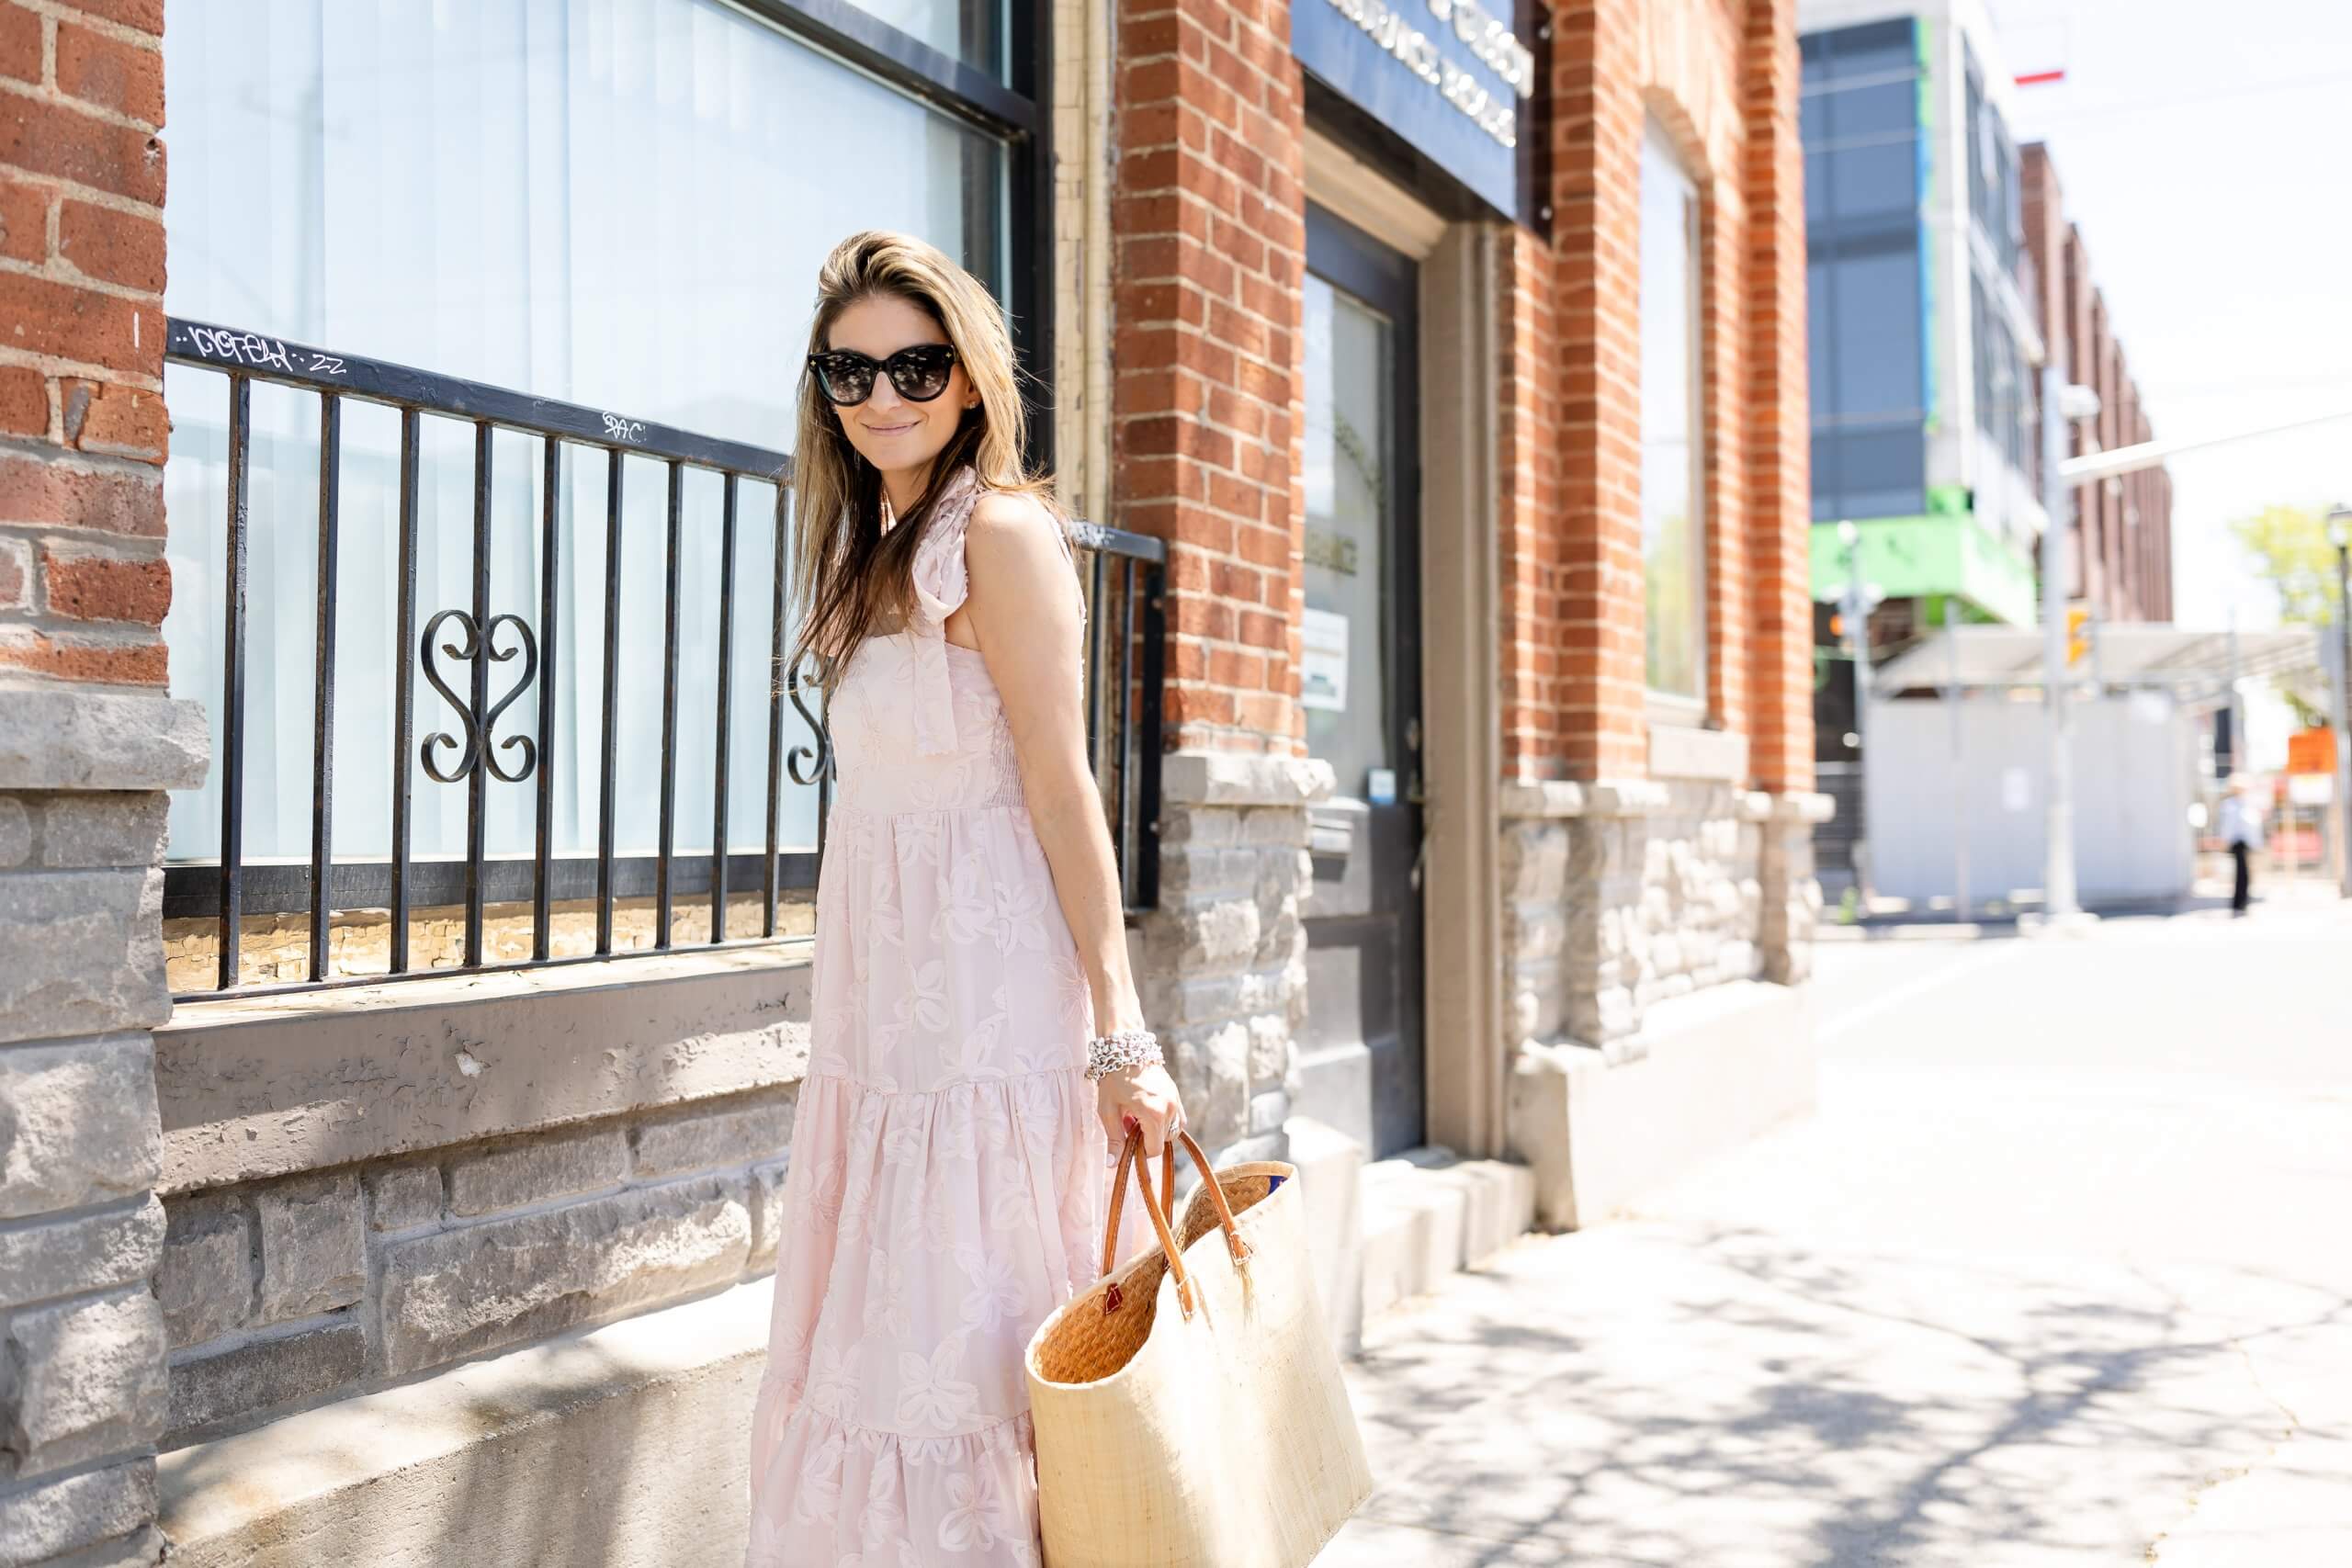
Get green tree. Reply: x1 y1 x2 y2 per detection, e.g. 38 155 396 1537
2229 502 2341 627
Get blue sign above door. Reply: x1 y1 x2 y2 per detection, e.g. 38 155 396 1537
1293 0 1541 222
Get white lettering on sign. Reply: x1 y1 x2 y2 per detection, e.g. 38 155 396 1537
1323 0 1532 148
1428 0 1538 98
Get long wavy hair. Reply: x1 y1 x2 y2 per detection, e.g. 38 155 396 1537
787 231 1057 692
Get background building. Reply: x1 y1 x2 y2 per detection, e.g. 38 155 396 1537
2021 142 2176 626
1798 0 2171 890
0 0 1822 1562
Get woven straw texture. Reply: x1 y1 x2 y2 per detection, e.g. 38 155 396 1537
1024 1156 1374 1567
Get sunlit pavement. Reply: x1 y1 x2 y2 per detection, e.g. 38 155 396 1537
1315 894 2352 1567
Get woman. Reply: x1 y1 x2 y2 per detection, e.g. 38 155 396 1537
745 231 1183 1565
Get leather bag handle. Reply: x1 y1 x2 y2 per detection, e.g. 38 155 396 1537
1102 1133 1174 1279
1103 1126 1255 1315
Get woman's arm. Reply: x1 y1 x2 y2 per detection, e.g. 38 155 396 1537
952 491 1185 1157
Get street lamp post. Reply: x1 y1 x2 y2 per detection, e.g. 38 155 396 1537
2327 506 2352 898
2037 366 2102 926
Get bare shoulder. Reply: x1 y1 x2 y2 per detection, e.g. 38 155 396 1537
963 488 1073 578
966 487 1064 548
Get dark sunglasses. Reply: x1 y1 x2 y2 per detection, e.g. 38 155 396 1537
807 344 958 407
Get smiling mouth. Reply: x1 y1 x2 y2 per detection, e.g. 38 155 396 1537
861 419 921 436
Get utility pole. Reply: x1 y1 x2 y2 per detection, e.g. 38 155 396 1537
2037 366 2098 926
2329 505 2352 898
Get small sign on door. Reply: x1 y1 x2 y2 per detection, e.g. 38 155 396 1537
1301 607 1349 712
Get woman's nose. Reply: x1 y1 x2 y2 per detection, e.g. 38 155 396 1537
864 375 907 416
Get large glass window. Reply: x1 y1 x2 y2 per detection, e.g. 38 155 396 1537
1639 119 1703 706
1801 17 1928 523
159 0 1018 874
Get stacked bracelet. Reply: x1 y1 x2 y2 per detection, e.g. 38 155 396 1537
1084 1028 1164 1082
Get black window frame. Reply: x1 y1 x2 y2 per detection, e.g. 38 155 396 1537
735 0 1056 470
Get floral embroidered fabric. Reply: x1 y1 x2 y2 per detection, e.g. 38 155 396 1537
746 468 1131 1566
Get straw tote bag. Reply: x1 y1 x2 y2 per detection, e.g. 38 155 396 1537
1024 1128 1374 1568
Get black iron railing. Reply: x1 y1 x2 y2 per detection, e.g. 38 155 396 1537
164 320 1163 998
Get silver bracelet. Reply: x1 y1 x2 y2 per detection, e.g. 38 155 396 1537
1084 1028 1163 1082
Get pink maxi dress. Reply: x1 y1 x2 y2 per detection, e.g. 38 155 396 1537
747 467 1134 1566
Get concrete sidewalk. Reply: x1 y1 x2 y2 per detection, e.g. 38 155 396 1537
1314 903 2352 1567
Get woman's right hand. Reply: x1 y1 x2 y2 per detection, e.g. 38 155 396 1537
1097 1061 1185 1159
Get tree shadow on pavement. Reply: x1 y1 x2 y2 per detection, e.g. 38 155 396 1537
1332 1225 2352 1567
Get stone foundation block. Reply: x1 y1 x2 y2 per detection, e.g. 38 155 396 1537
166 1317 368 1444
27 794 169 872
365 1165 444 1234
0 690 208 795
1152 894 1260 971
1244 1013 1286 1084
0 1458 156 1567
1154 843 1261 896
447 1128 627 1218
1155 804 1238 845
376 1177 752 1377
747 1158 789 1270
1165 1021 1249 1151
254 1175 363 1323
0 1197 163 1314
0 1033 160 1222
0 868 170 1044
2 1289 168 1478
155 1194 252 1350
630 1094 793 1179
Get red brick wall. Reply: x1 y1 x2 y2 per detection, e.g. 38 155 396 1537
1112 0 1306 756
1498 226 1561 775
2023 148 2174 625
1114 0 1810 787
1532 0 1809 784
1544 0 1645 781
1740 0 1811 794
0 0 169 687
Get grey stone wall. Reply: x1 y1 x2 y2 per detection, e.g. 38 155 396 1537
1501 780 1806 1061
153 1089 795 1446
1759 792 1835 986
2 690 208 1568
1136 753 1329 1165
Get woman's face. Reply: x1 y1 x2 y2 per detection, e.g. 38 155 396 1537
823 292 980 485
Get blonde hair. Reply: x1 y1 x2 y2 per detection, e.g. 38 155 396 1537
787 231 1055 689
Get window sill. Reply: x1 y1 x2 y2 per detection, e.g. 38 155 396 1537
155 943 813 1193
1647 720 1748 783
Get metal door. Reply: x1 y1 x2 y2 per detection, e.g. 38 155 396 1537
1295 204 1425 1160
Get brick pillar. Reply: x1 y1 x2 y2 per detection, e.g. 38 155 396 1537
1114 0 1322 1162
1741 0 1810 799
1741 0 1824 986
0 6 205 1565
1549 0 1645 784
1497 227 1562 779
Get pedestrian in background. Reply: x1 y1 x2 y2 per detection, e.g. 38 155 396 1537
2219 773 2264 917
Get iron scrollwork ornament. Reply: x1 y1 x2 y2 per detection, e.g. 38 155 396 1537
421 609 541 784
786 649 833 786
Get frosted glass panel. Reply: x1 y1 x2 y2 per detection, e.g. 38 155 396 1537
160 0 1006 870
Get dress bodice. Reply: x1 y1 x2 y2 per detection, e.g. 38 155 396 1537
826 467 1085 817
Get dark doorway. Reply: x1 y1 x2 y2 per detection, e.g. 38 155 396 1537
1295 202 1426 1161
